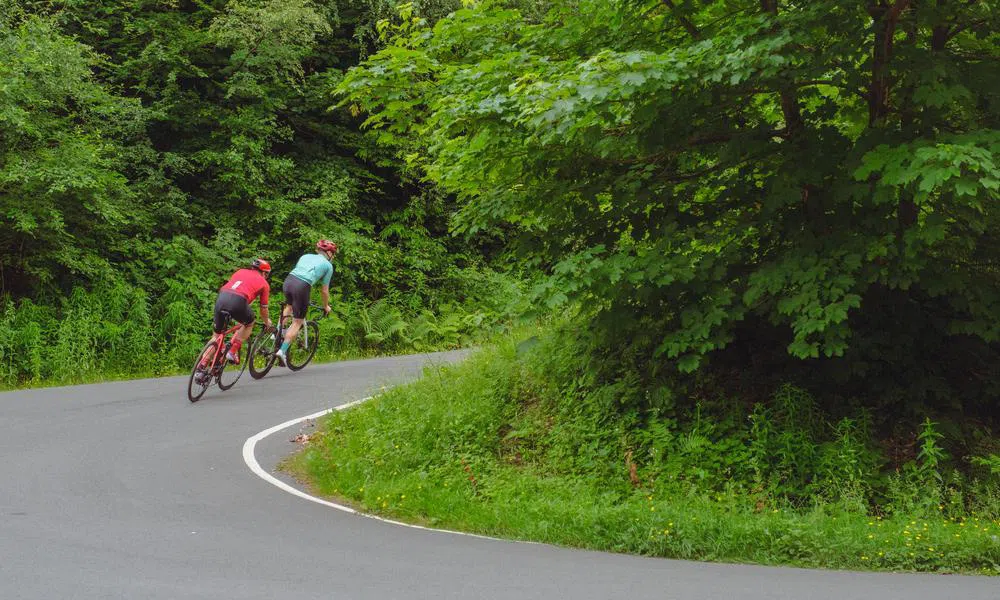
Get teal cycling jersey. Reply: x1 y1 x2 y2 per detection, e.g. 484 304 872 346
288 253 334 287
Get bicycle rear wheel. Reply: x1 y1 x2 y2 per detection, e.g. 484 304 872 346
188 341 217 403
248 329 279 379
217 340 249 391
287 320 319 371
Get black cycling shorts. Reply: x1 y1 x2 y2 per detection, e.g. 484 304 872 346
213 291 254 333
283 275 312 319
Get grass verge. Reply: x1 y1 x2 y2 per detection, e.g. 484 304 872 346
0 339 466 392
290 338 1000 574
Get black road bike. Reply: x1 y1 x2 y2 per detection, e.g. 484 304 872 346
248 302 325 379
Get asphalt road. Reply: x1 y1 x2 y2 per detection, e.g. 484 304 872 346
1 352 997 600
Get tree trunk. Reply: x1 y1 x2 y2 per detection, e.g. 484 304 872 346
762 1 816 227
867 1 910 126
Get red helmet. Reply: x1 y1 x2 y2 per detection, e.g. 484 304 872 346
316 239 338 254
251 258 271 273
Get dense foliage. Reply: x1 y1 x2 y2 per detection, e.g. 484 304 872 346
291 0 1000 570
340 0 1000 421
0 1 518 386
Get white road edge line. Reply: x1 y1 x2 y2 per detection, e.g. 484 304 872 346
242 396 533 544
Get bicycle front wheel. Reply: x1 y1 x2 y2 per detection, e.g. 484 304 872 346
217 340 249 391
287 320 319 371
248 329 278 380
188 341 217 402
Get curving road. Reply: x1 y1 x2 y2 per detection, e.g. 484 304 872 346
1 352 997 600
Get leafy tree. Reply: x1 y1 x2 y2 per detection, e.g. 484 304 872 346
4 0 503 305
0 17 142 295
339 0 1000 415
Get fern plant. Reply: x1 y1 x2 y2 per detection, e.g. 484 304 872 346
358 299 407 348
406 310 440 351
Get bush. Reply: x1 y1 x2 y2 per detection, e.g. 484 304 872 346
295 325 1000 572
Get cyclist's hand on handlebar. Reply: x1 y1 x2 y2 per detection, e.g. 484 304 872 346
264 317 273 329
323 304 332 316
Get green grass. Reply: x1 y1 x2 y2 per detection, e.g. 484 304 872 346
290 339 1000 574
0 343 430 392
0 341 471 392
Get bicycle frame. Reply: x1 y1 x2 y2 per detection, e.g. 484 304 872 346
202 320 243 372
275 302 327 341
189 308 259 401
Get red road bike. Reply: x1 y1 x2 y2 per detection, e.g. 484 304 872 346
187 310 252 402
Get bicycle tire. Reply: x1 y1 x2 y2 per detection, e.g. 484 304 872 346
248 328 279 380
287 320 319 371
188 341 217 402
217 340 249 391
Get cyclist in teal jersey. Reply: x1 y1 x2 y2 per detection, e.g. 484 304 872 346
276 239 337 365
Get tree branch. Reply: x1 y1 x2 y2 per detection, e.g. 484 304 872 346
945 18 991 42
760 1 804 136
661 149 774 183
661 0 702 40
793 79 870 103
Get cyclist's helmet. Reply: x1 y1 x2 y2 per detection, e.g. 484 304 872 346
316 239 338 255
251 258 271 274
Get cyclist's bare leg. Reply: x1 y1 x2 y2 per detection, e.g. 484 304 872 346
223 324 255 362
283 318 305 344
235 323 254 343
202 332 223 366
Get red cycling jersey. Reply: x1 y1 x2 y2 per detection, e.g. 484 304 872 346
219 269 270 305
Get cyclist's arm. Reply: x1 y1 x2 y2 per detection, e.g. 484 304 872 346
259 283 272 325
321 263 334 313
320 285 331 313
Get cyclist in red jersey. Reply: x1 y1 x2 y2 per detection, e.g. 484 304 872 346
214 259 273 364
